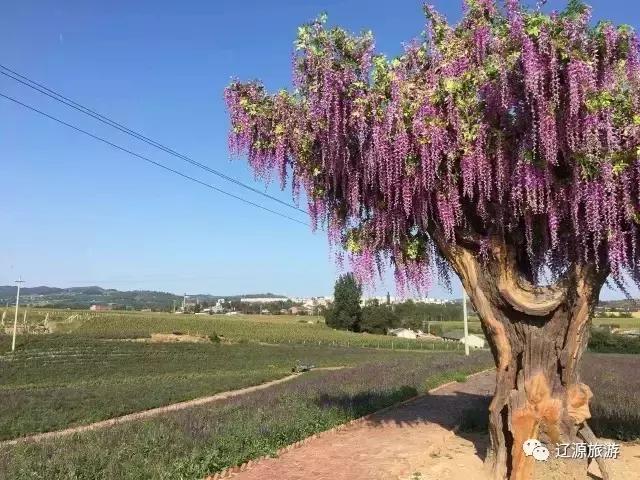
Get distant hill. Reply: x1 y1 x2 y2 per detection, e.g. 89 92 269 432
0 286 64 297
0 286 287 311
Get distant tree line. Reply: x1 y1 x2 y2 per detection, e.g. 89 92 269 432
225 300 303 315
324 273 469 334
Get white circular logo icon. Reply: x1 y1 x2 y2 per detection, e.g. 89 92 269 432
532 445 550 461
522 439 541 456
523 439 550 462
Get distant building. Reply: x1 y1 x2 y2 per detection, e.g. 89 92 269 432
414 297 449 305
90 304 112 312
240 297 289 303
441 330 485 349
203 299 225 314
288 305 315 315
210 303 225 314
360 296 450 306
618 329 640 338
388 328 418 339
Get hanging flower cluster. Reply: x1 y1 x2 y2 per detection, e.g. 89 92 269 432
225 0 640 292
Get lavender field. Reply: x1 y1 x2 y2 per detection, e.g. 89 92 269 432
0 351 492 480
581 353 640 441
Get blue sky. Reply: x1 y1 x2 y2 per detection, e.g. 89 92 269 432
1 0 638 298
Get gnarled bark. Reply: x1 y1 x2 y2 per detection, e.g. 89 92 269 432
433 233 609 480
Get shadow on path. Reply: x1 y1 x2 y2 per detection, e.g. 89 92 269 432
314 371 495 462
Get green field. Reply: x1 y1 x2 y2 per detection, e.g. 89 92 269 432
6 308 636 341
0 309 493 478
0 308 637 479
0 333 466 440
0 351 492 480
0 309 475 442
4 308 468 351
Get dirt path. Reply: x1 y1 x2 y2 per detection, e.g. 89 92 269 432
220 370 640 480
0 367 346 447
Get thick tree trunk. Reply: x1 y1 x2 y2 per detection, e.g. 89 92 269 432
434 235 608 480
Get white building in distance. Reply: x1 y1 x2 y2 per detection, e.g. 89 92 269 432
361 296 450 306
240 297 289 303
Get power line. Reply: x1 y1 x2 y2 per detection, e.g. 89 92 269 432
0 64 306 215
0 91 310 227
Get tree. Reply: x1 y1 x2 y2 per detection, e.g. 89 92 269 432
325 273 362 331
225 1 640 478
360 304 399 334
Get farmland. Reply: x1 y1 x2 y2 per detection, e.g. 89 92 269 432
0 351 493 480
582 354 640 441
0 308 495 478
1 347 638 480
1 309 639 479
4 308 639 344
3 308 467 351
0 334 472 440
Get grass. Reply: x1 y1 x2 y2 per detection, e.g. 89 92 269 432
12 309 466 351
588 329 640 354
0 333 471 441
2 308 637 479
0 352 492 480
582 353 640 441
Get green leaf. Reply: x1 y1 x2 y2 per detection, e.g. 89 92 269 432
405 238 422 260
443 78 460 94
274 124 286 136
345 230 362 254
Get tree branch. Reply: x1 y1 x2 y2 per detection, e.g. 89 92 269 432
578 423 611 480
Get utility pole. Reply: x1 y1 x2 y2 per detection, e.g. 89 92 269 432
12 277 25 352
462 285 469 356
